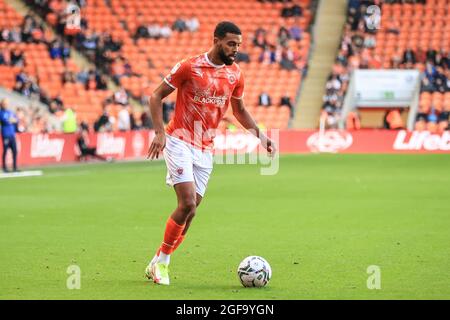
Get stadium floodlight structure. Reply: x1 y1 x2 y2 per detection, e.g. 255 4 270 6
339 69 421 131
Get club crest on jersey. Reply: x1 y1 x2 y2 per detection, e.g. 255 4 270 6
228 74 237 85
176 168 184 175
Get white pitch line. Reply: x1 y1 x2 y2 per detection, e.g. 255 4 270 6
0 170 43 179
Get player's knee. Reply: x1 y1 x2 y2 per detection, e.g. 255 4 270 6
179 200 196 216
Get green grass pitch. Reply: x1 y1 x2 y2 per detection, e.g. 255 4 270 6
0 154 449 299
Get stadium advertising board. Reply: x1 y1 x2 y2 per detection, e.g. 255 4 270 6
1 130 449 167
353 69 420 107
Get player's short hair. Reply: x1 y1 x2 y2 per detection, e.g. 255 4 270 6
214 21 241 39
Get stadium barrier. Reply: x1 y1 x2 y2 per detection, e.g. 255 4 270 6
1 129 449 167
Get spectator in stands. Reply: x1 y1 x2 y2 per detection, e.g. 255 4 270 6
113 86 129 106
11 27 22 43
253 27 267 49
94 104 115 132
384 109 404 130
103 33 122 52
421 77 436 93
258 92 272 107
186 16 200 33
326 75 342 91
77 128 109 162
363 34 376 49
21 14 36 43
281 3 292 18
19 78 41 100
80 30 97 51
346 111 361 130
49 39 62 59
172 17 188 32
16 68 28 84
280 92 294 118
117 104 131 131
289 21 302 42
291 3 303 17
0 99 19 172
62 106 77 133
135 20 149 40
96 74 108 90
148 20 162 39
160 22 172 39
279 46 297 70
424 61 438 83
259 45 277 64
278 26 291 47
281 2 303 18
402 48 416 65
10 49 25 67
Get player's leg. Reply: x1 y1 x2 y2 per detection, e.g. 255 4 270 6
10 137 17 171
171 149 213 252
149 181 196 285
148 191 201 273
182 193 203 234
2 137 10 172
170 193 203 252
147 135 195 284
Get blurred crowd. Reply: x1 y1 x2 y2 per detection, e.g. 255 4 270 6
134 15 200 41
321 0 449 131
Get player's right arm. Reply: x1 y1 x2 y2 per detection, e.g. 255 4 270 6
147 59 190 160
147 81 174 160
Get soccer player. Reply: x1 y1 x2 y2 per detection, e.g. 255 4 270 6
145 21 276 285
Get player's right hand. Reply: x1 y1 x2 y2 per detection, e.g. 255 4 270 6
147 132 166 160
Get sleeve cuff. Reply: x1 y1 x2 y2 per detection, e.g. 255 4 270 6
231 93 244 100
164 78 176 90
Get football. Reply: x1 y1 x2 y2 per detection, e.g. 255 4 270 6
237 256 272 287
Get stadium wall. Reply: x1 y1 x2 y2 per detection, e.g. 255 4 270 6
1 130 449 167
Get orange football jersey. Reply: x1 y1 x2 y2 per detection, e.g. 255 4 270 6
164 53 244 149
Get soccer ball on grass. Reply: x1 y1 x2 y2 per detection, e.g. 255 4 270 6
237 256 272 287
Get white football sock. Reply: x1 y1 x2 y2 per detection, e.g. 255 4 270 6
157 252 170 265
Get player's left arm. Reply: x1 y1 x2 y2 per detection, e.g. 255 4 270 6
230 97 276 157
